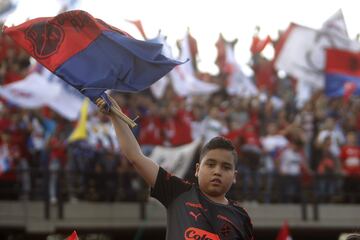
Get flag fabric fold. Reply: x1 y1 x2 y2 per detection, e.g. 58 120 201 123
4 10 184 105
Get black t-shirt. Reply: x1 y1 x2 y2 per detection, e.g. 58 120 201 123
151 167 254 240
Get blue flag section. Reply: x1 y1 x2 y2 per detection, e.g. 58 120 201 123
4 10 185 105
325 73 360 97
325 49 360 97
55 31 184 102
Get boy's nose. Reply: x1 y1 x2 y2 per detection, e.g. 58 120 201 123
214 166 222 175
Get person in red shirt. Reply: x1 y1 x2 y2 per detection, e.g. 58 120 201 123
238 123 262 202
163 100 192 147
0 102 11 132
340 131 360 202
139 102 164 156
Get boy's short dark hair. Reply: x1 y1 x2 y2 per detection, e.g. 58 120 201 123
199 136 238 165
346 233 360 240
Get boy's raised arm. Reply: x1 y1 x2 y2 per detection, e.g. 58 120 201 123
97 96 159 187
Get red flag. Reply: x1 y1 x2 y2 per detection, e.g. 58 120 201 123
66 231 79 240
215 33 227 72
253 58 276 93
125 19 147 40
325 49 360 98
276 220 292 240
250 35 272 54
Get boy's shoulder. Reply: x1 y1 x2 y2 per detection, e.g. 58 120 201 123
229 200 251 217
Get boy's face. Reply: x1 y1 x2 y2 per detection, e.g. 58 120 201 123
195 149 237 199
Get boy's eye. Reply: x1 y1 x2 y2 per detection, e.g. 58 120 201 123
206 163 215 167
223 166 232 170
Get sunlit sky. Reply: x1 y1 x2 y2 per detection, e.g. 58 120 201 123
5 0 360 74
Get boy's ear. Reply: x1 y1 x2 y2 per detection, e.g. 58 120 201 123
233 170 237 184
195 163 200 177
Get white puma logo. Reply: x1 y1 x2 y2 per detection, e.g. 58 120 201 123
189 211 201 221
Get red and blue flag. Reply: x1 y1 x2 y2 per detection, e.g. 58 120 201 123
3 10 184 105
325 48 360 98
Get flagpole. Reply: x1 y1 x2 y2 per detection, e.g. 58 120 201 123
95 97 138 128
110 105 138 128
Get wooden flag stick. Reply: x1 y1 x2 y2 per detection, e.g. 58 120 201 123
95 97 138 128
110 105 138 128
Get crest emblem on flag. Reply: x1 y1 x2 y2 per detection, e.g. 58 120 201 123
25 22 64 58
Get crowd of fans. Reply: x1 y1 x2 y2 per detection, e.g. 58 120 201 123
0 25 359 205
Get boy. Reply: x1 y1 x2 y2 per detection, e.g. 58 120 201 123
97 95 254 240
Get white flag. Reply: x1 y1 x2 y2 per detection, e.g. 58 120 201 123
322 9 348 38
0 71 84 120
150 139 201 178
0 73 61 108
38 67 85 120
47 86 84 120
225 43 258 97
170 33 219 97
275 23 360 89
148 34 172 99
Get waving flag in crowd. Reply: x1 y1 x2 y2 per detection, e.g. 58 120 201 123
170 32 219 97
147 33 173 99
3 10 184 108
215 34 258 97
250 26 272 55
276 220 292 240
0 72 83 120
65 231 79 240
148 31 219 97
274 9 360 107
325 48 360 99
126 19 147 40
67 98 90 143
274 9 359 89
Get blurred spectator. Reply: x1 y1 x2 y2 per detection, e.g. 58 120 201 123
340 131 360 203
163 99 193 146
238 123 262 202
315 136 338 202
138 100 164 156
261 122 288 203
46 130 67 204
294 102 315 161
66 140 95 202
276 137 309 203
94 151 121 201
316 116 345 161
199 106 228 145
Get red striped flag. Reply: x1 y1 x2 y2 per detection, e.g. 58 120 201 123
66 231 79 240
276 220 292 240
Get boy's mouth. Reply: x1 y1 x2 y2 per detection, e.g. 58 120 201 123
210 178 222 184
